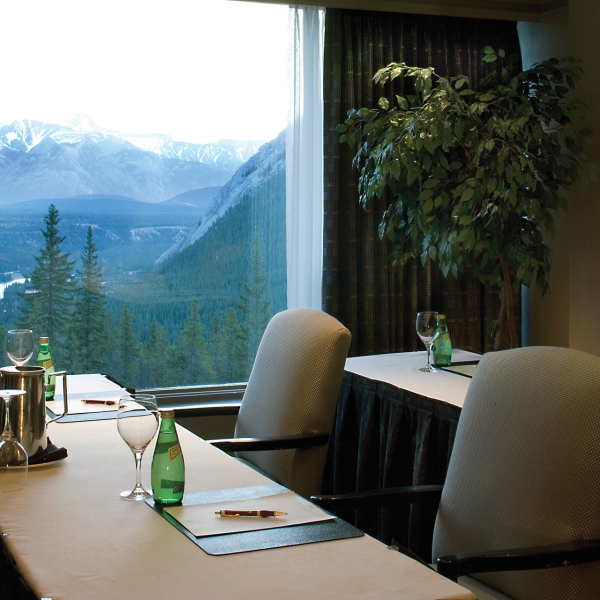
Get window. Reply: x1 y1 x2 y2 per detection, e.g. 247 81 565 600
0 0 289 391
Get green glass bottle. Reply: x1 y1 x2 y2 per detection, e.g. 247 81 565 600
36 336 55 400
151 410 185 505
433 314 452 366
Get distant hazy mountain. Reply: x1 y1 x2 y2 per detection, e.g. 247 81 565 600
154 129 287 320
0 194 204 216
156 130 285 264
158 187 222 211
0 116 264 205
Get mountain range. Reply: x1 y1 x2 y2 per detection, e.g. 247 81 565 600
0 116 264 205
157 130 286 263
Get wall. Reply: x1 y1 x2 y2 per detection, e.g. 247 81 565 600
520 1 600 354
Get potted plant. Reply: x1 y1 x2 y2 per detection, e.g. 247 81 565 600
337 48 597 349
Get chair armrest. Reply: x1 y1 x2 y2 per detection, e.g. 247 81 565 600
170 401 242 419
310 484 443 511
437 539 600 582
209 433 329 452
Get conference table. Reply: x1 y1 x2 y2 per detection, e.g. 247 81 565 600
323 350 481 561
0 374 476 600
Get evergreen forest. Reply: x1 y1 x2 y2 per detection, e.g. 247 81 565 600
0 162 286 390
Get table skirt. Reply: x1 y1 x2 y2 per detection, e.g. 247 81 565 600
322 370 462 562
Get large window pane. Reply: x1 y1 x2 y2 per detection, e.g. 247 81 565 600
0 0 288 389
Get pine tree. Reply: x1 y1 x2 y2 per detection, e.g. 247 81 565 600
221 307 246 382
0 322 6 358
66 227 110 374
177 298 215 385
117 305 140 386
19 204 76 355
237 231 271 374
141 320 170 388
208 314 226 383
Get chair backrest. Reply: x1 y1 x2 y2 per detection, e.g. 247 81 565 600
432 346 600 600
234 307 351 498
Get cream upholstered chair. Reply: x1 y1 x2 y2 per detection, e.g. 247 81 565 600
313 346 600 599
179 308 351 498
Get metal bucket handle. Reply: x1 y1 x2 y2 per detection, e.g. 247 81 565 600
46 371 68 424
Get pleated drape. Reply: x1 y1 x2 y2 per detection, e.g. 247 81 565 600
322 9 522 356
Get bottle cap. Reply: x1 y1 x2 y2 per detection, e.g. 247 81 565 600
160 409 175 419
40 336 49 343
439 314 446 319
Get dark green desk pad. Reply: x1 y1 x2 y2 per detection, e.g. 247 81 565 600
146 483 363 555
48 408 118 423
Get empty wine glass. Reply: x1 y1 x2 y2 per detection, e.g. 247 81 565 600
0 389 28 493
117 394 159 501
6 329 35 367
416 311 440 372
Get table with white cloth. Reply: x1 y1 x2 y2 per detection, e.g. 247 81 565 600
0 374 476 600
322 350 481 562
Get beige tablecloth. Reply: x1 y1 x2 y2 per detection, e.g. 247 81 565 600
1 397 475 600
344 349 481 408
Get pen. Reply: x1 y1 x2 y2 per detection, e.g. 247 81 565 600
81 399 118 405
215 510 287 518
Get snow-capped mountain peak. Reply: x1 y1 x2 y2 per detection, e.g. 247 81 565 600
0 116 269 205
67 113 103 132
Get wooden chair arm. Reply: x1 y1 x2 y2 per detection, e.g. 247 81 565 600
209 433 329 453
437 539 600 582
170 401 242 419
310 484 443 511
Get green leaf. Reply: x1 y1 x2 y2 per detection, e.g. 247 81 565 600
484 139 495 151
459 215 471 225
396 95 409 110
423 178 440 189
460 188 475 203
484 46 495 55
483 55 497 63
498 49 506 58
336 124 348 133
423 77 433 95
407 167 418 186
424 198 434 214
378 97 390 111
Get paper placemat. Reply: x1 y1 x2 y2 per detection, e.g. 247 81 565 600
147 483 363 555
165 491 335 537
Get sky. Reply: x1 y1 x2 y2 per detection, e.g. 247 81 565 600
0 0 289 144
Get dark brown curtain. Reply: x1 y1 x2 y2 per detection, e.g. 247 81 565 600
323 10 522 356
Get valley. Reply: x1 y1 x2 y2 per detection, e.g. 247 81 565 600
0 118 286 390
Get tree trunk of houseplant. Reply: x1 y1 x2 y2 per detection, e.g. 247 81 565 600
494 255 519 350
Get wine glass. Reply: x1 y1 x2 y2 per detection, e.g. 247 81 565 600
117 394 159 501
0 389 28 493
6 329 35 367
416 311 440 372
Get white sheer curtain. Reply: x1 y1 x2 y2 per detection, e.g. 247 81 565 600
286 5 325 309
